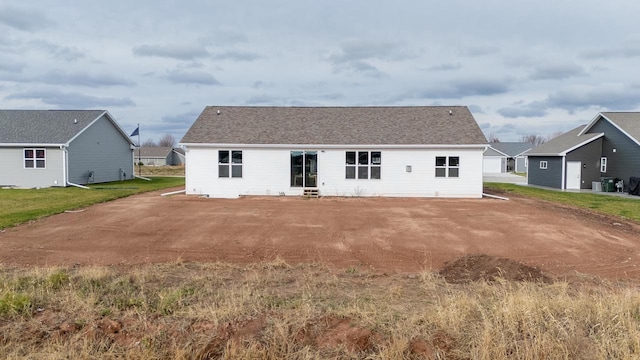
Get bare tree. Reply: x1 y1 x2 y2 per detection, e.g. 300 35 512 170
546 131 564 142
520 134 546 146
487 132 500 143
158 134 177 147
142 139 157 147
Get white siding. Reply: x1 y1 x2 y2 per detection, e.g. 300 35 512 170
186 146 483 198
483 156 503 173
0 147 65 188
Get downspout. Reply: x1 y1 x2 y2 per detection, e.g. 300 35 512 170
63 145 89 189
61 145 67 187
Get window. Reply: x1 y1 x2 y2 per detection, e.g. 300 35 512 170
435 156 459 177
346 151 381 179
24 148 45 169
600 157 607 173
539 160 548 170
218 150 242 178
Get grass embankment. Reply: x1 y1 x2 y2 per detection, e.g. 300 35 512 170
136 165 185 176
0 261 638 359
485 183 640 223
0 177 185 229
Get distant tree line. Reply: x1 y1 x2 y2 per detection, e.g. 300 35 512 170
142 134 177 147
487 131 564 146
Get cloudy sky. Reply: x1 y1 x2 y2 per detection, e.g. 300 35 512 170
2 1 640 143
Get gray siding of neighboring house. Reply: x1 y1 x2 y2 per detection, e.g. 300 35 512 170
515 156 527 173
528 156 562 188
170 151 185 165
565 138 602 189
67 115 134 184
0 147 65 188
588 119 640 191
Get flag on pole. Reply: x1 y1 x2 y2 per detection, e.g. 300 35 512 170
130 126 139 137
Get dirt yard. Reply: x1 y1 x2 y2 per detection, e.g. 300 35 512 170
1 189 640 281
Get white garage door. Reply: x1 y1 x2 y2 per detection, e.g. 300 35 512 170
483 157 502 173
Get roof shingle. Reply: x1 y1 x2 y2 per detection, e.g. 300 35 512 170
181 106 487 145
0 110 107 144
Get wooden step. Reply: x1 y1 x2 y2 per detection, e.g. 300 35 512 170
303 188 320 198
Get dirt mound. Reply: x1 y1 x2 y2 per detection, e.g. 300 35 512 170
439 254 552 284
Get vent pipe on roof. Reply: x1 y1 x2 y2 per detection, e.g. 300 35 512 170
449 110 452 116
217 110 221 115
74 119 78 124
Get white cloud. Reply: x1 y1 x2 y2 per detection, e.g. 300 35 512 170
133 44 210 61
6 89 135 108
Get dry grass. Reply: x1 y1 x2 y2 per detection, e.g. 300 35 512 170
135 165 185 176
1 261 639 359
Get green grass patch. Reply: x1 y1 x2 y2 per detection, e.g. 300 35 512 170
0 177 184 229
485 182 640 223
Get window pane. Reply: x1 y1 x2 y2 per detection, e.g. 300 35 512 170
371 166 381 179
231 151 242 164
24 149 34 158
371 151 381 165
435 168 446 177
449 168 459 177
291 151 303 187
25 160 34 168
36 149 45 158
358 151 368 165
36 160 45 168
346 166 355 179
358 166 368 179
218 150 229 164
449 157 459 167
218 165 229 177
346 151 356 165
435 156 446 166
231 165 242 178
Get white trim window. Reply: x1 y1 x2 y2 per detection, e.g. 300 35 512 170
539 160 548 170
24 148 46 169
218 150 242 178
435 156 459 177
600 157 607 173
346 151 381 179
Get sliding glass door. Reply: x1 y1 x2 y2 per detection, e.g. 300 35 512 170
291 151 317 187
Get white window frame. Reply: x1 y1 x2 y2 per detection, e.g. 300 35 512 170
218 150 242 178
345 151 381 180
24 148 46 169
600 157 607 173
435 156 460 178
539 160 548 170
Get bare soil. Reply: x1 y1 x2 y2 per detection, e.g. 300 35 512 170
2 189 640 281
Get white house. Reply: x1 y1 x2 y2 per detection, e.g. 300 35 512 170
180 106 488 198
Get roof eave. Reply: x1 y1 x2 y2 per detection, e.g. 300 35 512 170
180 143 488 149
0 143 65 147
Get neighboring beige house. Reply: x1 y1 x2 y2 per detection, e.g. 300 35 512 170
134 147 185 166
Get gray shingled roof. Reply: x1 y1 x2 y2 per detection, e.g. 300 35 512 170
0 110 107 144
489 142 532 156
137 146 173 157
527 125 603 156
599 112 640 144
181 106 487 145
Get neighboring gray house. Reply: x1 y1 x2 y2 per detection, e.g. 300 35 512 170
0 110 136 188
483 142 532 173
181 106 488 198
135 147 185 166
527 112 640 191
